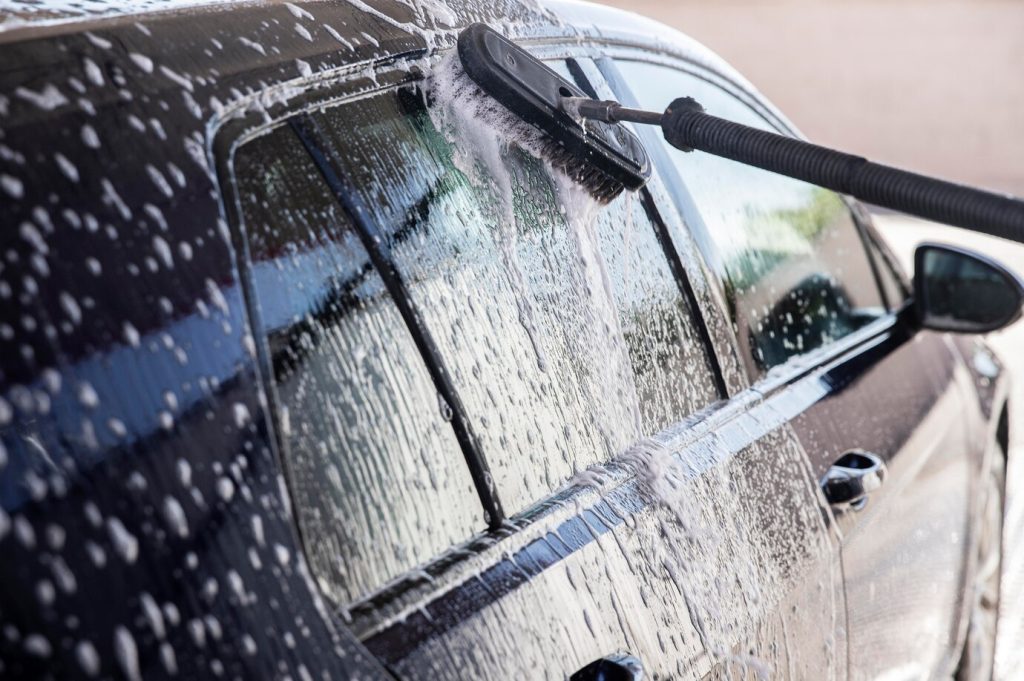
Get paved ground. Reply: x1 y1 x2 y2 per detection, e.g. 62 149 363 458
876 215 1024 679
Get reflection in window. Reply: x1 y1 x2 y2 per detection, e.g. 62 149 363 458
616 60 886 378
312 82 718 516
234 125 482 606
922 247 1018 329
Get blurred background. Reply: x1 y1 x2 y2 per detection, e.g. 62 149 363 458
593 0 1024 196
593 0 1024 677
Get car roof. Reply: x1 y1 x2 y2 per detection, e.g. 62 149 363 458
0 0 766 132
0 0 239 33
0 0 543 39
0 0 743 82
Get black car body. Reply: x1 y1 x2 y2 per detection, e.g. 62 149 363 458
0 1 1011 679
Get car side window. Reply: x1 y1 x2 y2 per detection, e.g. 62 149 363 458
614 60 887 379
309 76 719 518
233 125 484 606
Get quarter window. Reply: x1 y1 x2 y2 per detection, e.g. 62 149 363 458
234 126 483 606
615 60 887 378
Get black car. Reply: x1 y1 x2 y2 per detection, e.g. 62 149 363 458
0 1 1017 679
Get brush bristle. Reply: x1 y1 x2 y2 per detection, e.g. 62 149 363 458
535 139 628 204
429 51 627 204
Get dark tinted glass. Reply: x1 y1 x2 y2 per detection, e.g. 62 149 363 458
615 60 887 378
234 125 482 606
312 75 719 515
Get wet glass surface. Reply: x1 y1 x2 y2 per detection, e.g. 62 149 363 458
235 125 482 606
615 61 886 378
313 80 719 517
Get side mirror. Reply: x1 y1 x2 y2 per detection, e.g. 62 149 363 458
914 243 1024 333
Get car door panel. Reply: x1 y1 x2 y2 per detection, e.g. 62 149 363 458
221 54 809 681
365 395 843 680
321 52 846 678
791 329 977 679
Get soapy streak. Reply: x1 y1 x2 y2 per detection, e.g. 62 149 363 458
427 53 557 373
424 53 787 676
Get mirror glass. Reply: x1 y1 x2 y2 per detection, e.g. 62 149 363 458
916 244 1024 333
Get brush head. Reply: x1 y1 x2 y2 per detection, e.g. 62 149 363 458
456 23 651 203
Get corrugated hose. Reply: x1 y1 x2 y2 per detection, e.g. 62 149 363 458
575 95 1024 243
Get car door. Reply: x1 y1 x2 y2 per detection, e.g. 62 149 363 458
224 46 846 680
605 53 981 679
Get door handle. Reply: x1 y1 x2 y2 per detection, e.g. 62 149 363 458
571 653 644 681
821 450 887 512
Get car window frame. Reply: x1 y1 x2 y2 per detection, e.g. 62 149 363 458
593 45 904 395
852 202 914 308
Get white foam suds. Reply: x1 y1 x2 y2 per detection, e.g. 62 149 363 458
106 517 139 564
15 84 68 111
75 640 100 676
426 53 575 372
162 496 189 537
114 626 141 681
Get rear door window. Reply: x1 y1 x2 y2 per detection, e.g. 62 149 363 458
308 77 720 516
234 126 483 606
613 60 887 379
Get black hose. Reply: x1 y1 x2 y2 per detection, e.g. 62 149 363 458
661 96 1024 243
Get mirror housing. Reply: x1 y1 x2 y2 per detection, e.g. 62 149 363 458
913 243 1024 333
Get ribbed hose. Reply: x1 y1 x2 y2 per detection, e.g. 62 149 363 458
661 97 1024 243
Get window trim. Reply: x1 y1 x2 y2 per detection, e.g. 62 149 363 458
636 185 729 400
562 56 728 400
846 197 893 311
858 210 914 307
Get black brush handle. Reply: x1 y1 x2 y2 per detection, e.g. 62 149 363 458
661 96 1024 243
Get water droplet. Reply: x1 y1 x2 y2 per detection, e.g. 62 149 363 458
114 626 141 681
